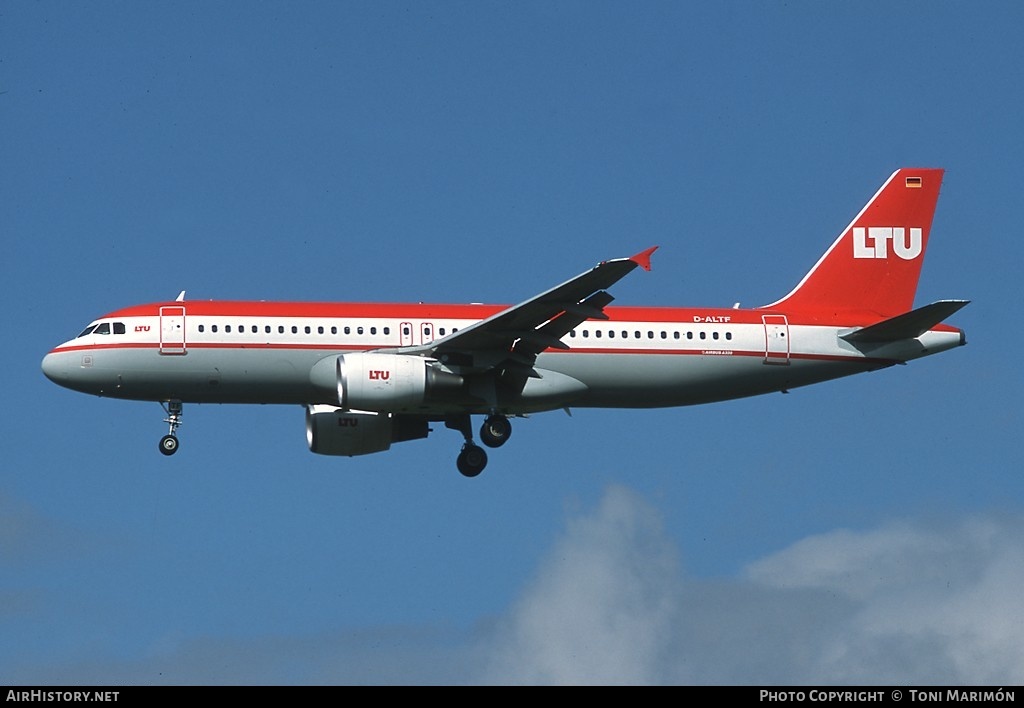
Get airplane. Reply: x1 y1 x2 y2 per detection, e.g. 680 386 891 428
42 168 967 477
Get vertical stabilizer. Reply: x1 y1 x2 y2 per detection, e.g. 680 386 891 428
764 168 944 321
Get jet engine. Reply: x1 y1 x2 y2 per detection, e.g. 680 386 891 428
335 353 464 411
306 405 429 456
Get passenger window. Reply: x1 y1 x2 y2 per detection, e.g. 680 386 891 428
318 326 324 334
291 326 298 334
304 326 311 334
199 324 205 333
384 326 390 335
713 332 719 340
331 326 338 335
212 325 218 333
265 326 271 334
278 326 285 334
357 327 364 335
371 326 378 335
726 332 732 341
226 325 232 333
252 325 258 334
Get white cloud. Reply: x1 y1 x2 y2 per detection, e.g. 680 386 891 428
482 486 681 684
748 516 1024 684
8 487 1024 685
484 493 1024 685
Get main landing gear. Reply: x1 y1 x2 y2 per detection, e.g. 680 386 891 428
447 413 512 477
480 414 512 449
456 443 488 478
158 400 183 456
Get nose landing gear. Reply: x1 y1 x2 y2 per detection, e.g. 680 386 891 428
158 400 183 456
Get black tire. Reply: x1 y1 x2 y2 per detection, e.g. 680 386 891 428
159 434 179 456
480 415 512 448
456 444 487 477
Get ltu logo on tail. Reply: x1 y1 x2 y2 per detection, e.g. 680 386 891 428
853 227 922 260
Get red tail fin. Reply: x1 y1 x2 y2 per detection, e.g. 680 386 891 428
764 168 944 321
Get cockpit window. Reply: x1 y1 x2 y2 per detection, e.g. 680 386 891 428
77 324 98 338
113 322 126 334
93 323 111 335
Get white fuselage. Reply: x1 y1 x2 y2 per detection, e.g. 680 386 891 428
41 301 964 414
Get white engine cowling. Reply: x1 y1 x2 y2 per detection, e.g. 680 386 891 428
337 353 463 411
306 405 428 456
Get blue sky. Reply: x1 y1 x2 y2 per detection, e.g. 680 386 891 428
3 1 1022 684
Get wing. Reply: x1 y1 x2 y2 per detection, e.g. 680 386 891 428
393 246 657 383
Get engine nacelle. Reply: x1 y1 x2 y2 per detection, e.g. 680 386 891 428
336 352 463 412
306 405 429 456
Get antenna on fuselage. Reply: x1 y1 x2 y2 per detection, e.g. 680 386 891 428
175 290 186 302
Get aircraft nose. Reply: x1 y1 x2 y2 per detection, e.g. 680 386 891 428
41 351 68 384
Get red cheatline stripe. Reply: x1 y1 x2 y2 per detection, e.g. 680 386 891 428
49 341 898 365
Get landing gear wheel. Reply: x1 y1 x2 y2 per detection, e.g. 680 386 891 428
456 443 488 477
480 415 512 448
159 400 183 457
159 434 179 456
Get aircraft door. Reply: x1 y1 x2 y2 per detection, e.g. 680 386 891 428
762 315 790 365
160 306 187 355
421 322 435 345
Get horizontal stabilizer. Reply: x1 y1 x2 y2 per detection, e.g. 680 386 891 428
840 300 969 343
